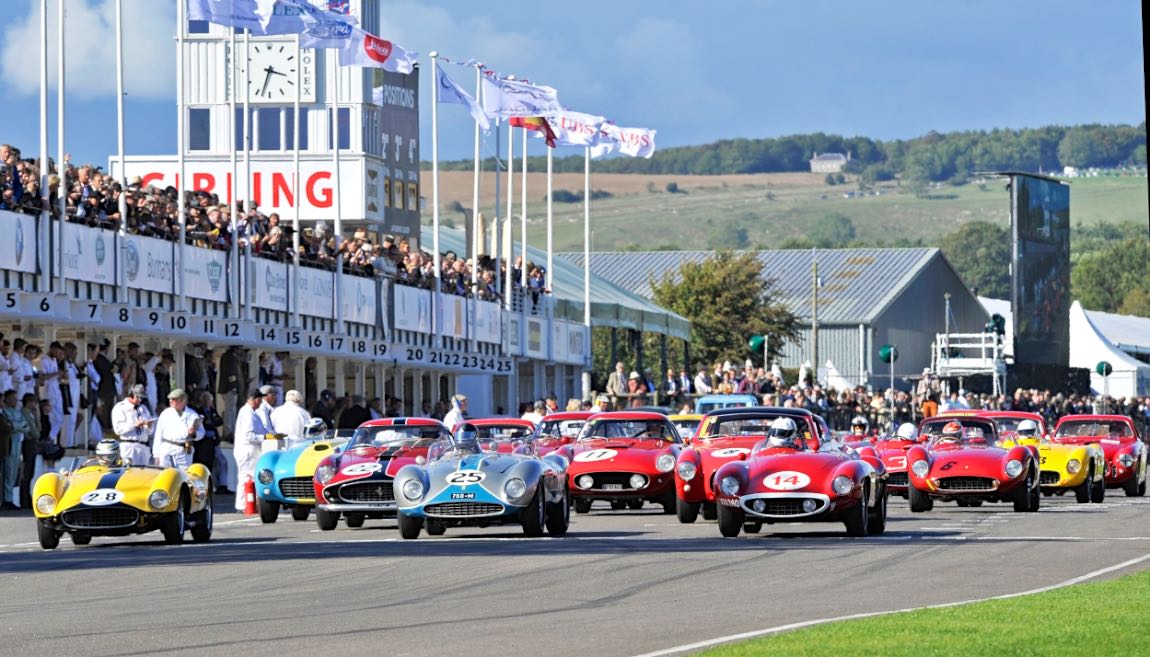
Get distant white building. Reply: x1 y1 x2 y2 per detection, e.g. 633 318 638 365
810 152 850 173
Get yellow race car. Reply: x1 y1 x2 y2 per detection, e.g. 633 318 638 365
669 414 703 442
981 411 1106 503
33 451 214 550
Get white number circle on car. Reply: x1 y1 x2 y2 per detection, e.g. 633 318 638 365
82 489 125 506
446 470 486 485
341 462 382 476
712 447 750 458
574 448 618 463
763 471 811 491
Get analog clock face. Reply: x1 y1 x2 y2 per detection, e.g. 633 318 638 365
229 40 315 104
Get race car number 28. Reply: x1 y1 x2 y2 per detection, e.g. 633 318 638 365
446 470 486 485
82 489 125 506
574 449 617 463
763 471 811 491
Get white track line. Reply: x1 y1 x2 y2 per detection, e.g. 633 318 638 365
630 552 1150 657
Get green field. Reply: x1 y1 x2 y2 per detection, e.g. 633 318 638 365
426 171 1147 253
695 568 1150 657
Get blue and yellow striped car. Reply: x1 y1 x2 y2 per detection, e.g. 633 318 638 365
255 429 353 522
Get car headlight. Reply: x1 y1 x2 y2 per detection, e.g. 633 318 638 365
1066 459 1081 474
401 479 425 501
719 475 741 496
35 494 56 515
149 490 171 510
656 454 676 473
1005 460 1023 478
911 460 929 477
504 478 527 499
677 462 697 481
577 474 594 490
1118 454 1135 467
629 474 647 489
832 475 854 495
258 468 274 485
316 464 336 484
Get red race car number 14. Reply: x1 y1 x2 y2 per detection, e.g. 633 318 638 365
762 471 811 491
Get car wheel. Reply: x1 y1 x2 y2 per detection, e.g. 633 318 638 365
573 498 592 514
397 511 422 539
1091 471 1106 503
520 487 545 538
676 497 700 524
545 487 570 537
345 513 366 528
426 521 447 536
717 503 744 538
191 494 214 543
701 502 718 521
1139 479 1147 497
1075 467 1092 504
162 496 187 545
627 499 643 510
1124 475 1141 497
610 500 627 511
1014 470 1035 512
909 482 933 512
315 509 340 531
258 498 280 524
867 483 888 536
37 522 60 550
742 521 762 534
290 505 310 521
70 532 92 546
844 485 869 537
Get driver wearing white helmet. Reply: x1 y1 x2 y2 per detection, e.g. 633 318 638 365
896 422 918 442
1016 419 1039 438
766 417 800 450
91 439 123 468
303 418 328 439
850 415 870 438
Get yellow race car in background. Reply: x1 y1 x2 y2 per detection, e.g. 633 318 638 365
978 411 1106 503
669 414 703 442
33 455 214 549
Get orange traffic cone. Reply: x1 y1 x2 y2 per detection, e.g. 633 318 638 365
243 477 257 516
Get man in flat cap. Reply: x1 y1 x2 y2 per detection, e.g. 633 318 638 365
151 388 204 469
111 384 155 465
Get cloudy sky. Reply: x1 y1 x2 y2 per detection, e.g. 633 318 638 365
1 0 1144 166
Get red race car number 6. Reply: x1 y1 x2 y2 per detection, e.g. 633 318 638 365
763 471 811 491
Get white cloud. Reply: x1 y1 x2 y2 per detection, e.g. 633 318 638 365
0 0 175 100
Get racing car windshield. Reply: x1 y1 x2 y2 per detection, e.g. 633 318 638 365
920 419 997 446
536 419 585 439
702 417 785 438
671 419 701 438
1054 421 1133 440
350 425 449 449
579 420 680 442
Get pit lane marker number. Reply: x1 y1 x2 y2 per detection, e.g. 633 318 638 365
82 489 125 506
341 463 382 476
574 449 618 463
712 448 751 458
763 471 811 491
447 470 485 485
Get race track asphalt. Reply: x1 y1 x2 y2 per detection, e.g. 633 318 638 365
1 492 1148 657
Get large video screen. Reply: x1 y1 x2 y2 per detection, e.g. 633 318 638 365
1011 174 1070 366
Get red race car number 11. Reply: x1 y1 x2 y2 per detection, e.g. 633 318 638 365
763 471 811 491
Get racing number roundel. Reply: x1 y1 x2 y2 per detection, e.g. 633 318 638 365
341 462 383 476
446 470 486 485
81 489 125 506
762 471 811 491
712 448 751 458
574 448 618 463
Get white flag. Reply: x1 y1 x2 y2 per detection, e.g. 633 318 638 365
338 28 418 74
591 123 657 159
437 66 491 131
188 0 278 30
256 0 357 38
546 112 605 147
480 76 562 118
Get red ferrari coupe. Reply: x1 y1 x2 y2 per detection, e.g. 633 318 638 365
1052 414 1146 496
455 418 537 454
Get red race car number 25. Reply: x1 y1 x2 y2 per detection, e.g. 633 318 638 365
763 471 811 491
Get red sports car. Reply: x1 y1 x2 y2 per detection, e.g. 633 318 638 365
674 407 828 523
312 418 449 530
711 417 888 537
455 418 537 454
906 416 1040 512
531 412 593 455
557 412 682 513
1052 415 1147 497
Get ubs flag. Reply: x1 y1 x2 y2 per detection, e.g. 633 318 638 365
373 68 421 247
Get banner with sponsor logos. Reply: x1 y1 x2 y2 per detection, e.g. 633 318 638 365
474 300 502 344
393 284 430 333
122 235 175 294
0 211 38 274
184 246 229 302
295 265 334 319
54 222 116 284
252 259 289 311
340 274 377 326
525 317 547 359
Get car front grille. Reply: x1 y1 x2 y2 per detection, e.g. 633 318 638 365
339 481 395 503
278 477 314 499
578 472 644 491
61 507 140 529
1040 471 1061 486
935 476 997 492
887 472 908 487
424 502 504 517
743 497 826 516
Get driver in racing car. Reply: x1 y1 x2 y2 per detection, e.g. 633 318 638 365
937 421 963 445
895 422 918 442
1016 419 1039 439
765 417 801 450
850 415 870 439
303 417 327 439
88 439 124 468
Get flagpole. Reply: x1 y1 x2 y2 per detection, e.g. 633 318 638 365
56 0 66 293
582 146 591 398
291 32 301 329
38 0 49 294
331 50 344 334
493 121 501 302
546 145 553 295
430 52 442 341
229 28 239 319
115 0 127 304
504 81 514 312
176 0 187 312
470 63 481 298
243 28 252 321
520 125 527 289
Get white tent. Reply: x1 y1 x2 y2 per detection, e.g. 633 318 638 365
1068 301 1150 397
824 360 855 392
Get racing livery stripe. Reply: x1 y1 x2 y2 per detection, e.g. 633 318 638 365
96 469 126 490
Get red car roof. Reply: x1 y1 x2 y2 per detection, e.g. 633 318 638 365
357 417 448 428
540 412 594 421
1054 414 1135 425
461 418 537 428
961 410 1043 421
588 411 671 421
